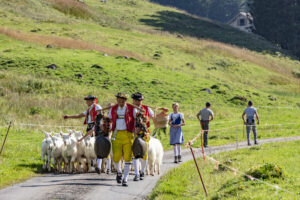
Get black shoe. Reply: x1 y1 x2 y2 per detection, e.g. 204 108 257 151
122 179 128 187
140 172 145 180
133 175 139 181
174 156 178 163
254 141 258 145
248 142 251 146
116 173 122 184
95 167 101 174
106 169 110 174
178 155 182 162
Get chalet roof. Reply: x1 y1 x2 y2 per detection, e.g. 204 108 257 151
227 12 253 24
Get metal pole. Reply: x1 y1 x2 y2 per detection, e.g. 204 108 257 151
188 142 208 197
0 122 12 155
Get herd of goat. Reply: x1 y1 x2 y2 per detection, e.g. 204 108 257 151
41 130 164 175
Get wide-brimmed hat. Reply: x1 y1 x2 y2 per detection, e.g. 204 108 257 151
131 92 144 101
84 95 97 100
115 92 128 99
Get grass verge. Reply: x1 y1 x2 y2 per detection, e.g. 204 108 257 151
150 140 300 200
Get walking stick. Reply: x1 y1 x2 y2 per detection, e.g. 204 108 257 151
0 122 12 156
200 130 206 162
188 142 208 197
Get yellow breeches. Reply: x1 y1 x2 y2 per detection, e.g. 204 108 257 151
143 140 149 160
112 130 133 163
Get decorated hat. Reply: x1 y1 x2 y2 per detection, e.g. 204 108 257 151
131 92 144 101
115 92 129 99
84 95 97 100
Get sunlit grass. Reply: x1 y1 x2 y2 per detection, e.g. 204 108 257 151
151 140 300 200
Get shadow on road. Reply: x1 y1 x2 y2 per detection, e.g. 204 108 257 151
21 182 115 188
18 163 44 174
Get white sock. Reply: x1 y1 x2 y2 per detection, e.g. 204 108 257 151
113 161 122 173
140 159 147 173
133 159 139 175
173 145 178 156
106 158 111 170
97 158 102 170
123 163 131 181
177 145 181 156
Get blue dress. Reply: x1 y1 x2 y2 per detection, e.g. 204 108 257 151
169 113 184 145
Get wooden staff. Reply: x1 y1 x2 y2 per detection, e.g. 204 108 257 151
146 105 169 112
188 142 208 197
200 130 206 162
0 122 12 156
101 103 145 112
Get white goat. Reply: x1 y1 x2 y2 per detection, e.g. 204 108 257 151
74 131 86 173
84 135 96 172
51 133 64 173
147 137 164 176
41 131 53 172
61 132 78 174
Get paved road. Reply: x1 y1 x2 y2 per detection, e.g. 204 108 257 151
0 136 299 200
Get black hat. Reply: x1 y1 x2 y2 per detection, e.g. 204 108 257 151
131 92 144 101
84 95 97 100
115 92 129 99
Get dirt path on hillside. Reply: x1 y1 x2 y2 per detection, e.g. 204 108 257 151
0 136 299 200
0 27 146 61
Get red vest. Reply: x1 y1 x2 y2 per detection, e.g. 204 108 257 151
140 105 150 128
111 103 134 132
84 104 98 124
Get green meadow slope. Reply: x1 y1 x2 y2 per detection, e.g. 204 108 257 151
151 140 300 200
0 0 300 188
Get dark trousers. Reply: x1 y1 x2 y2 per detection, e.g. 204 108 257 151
246 122 257 143
201 120 210 147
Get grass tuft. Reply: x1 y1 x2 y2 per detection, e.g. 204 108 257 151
47 0 97 19
245 163 284 180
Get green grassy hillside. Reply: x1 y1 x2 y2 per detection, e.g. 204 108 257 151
151 140 300 200
0 0 300 189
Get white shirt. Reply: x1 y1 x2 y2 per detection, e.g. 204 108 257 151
82 104 102 124
108 106 127 130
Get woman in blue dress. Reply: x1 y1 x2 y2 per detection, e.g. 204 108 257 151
168 102 185 163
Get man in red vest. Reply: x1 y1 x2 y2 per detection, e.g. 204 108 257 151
63 95 102 137
131 92 154 182
108 92 135 187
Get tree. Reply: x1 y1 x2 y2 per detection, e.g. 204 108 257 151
150 0 245 23
249 0 300 57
